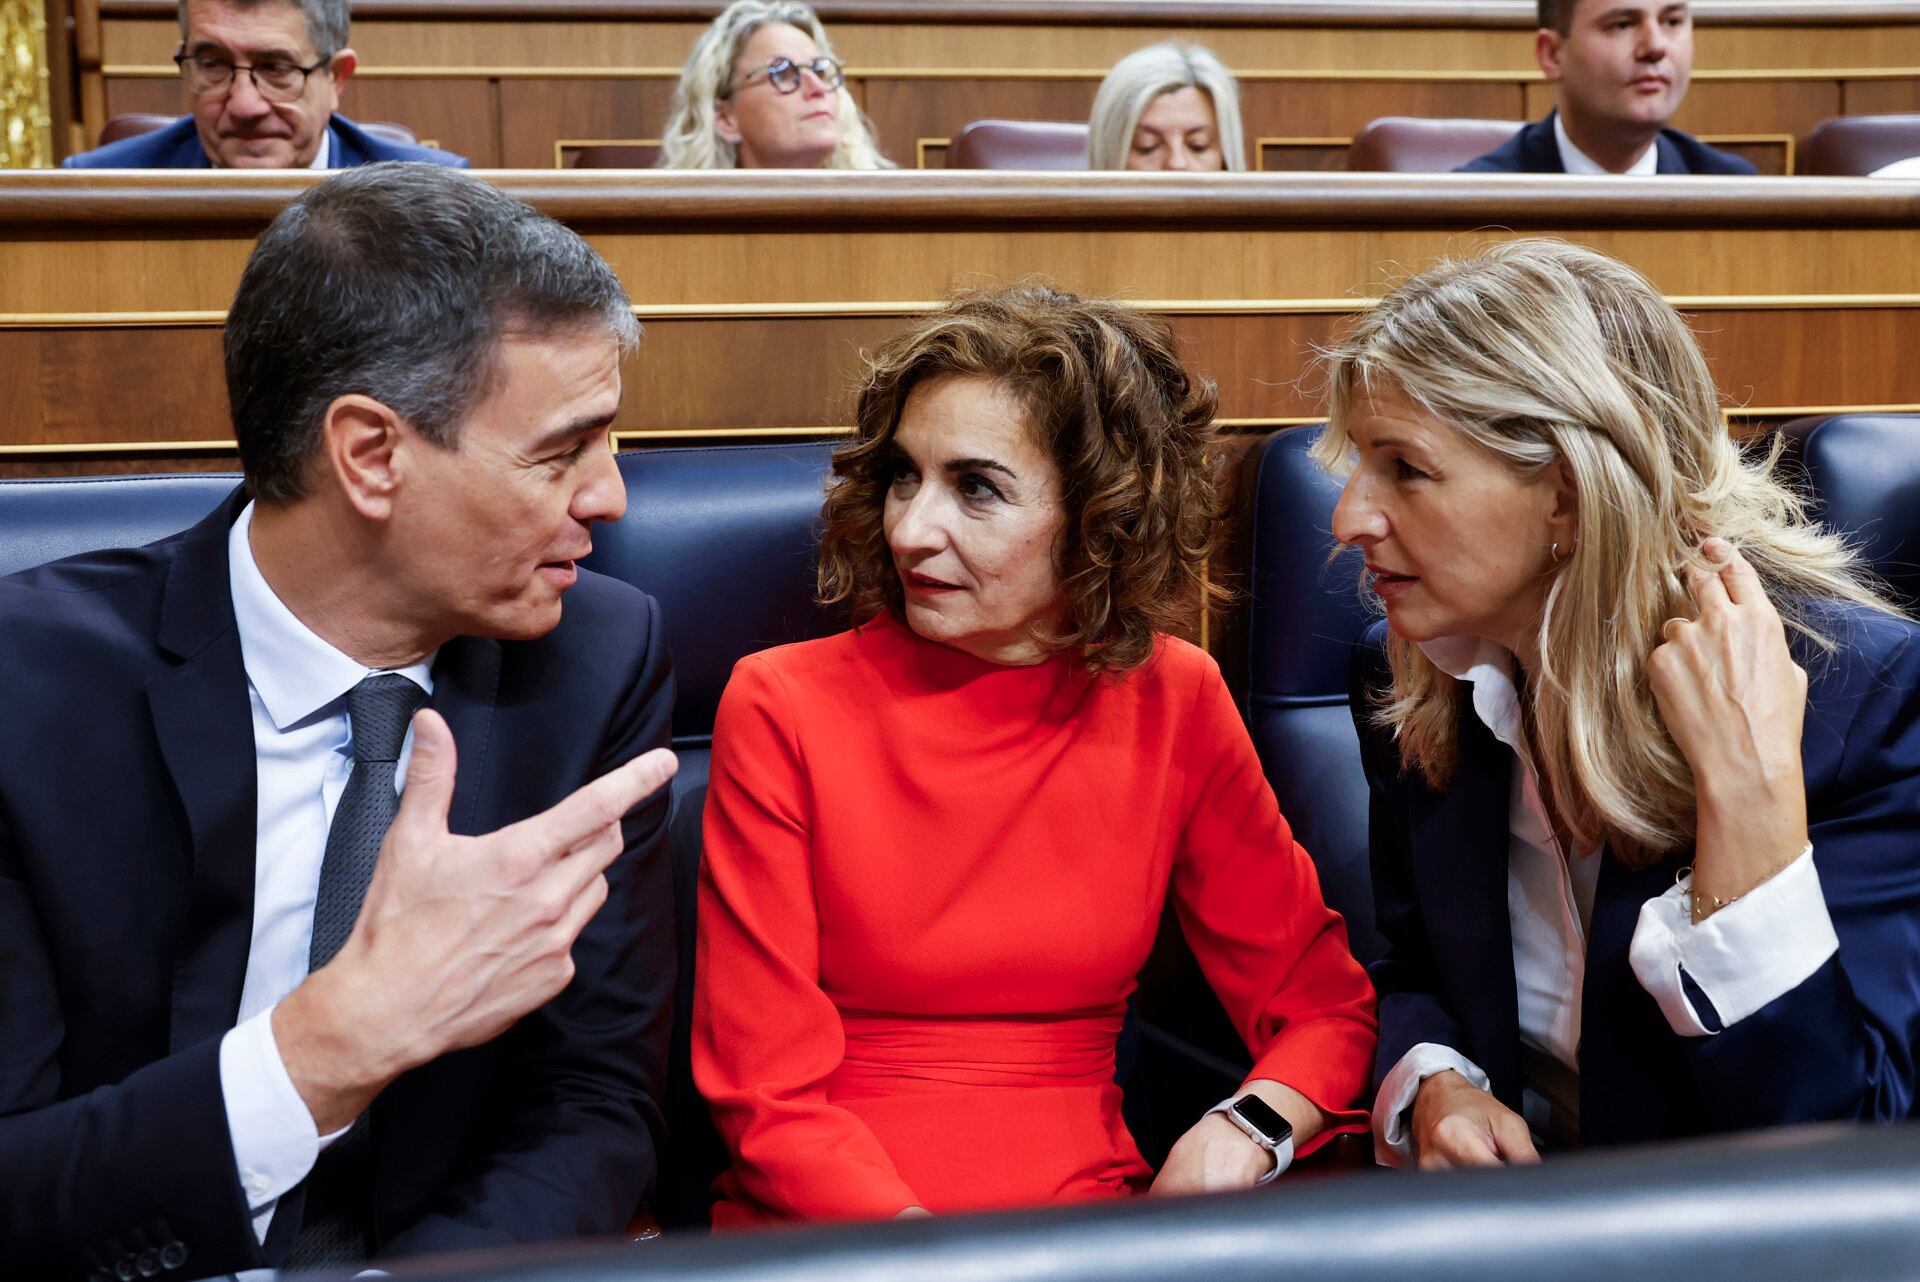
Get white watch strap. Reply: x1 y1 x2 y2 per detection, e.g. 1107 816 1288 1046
1207 1096 1295 1186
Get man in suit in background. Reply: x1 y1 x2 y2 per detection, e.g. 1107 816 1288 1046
0 163 674 1279
65 0 466 168
1460 0 1755 175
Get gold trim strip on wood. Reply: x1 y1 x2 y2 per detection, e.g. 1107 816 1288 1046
8 294 1920 330
0 438 235 455
614 425 857 442
915 137 951 169
1726 402 1920 416
98 63 1920 83
16 409 1918 460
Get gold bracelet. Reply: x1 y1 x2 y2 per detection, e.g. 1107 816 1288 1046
1676 842 1812 925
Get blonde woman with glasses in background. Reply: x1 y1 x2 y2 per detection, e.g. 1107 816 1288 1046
1086 41 1246 172
1321 238 1920 1169
657 0 891 170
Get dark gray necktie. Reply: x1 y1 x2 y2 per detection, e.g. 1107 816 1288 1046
287 673 427 1270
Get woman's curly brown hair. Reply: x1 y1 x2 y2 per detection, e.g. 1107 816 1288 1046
817 283 1224 674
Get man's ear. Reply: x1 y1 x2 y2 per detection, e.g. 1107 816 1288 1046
321 393 406 521
714 100 743 146
327 47 357 106
1535 27 1566 82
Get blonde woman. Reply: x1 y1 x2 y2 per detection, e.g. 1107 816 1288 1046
1087 42 1245 172
1318 238 1920 1167
657 0 891 170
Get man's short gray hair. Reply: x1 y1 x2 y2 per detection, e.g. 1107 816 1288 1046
225 163 641 505
178 0 349 56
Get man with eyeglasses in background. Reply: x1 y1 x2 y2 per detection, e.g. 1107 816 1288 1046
65 0 466 169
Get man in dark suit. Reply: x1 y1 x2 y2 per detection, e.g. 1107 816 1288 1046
0 163 675 1279
64 0 466 169
1459 0 1755 175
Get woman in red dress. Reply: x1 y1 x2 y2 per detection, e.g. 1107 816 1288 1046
694 285 1377 1225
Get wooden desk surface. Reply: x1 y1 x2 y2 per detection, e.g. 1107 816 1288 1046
2 170 1917 475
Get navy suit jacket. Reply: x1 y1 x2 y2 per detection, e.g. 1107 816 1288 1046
1354 601 1920 1146
0 489 674 1277
62 113 469 169
1457 111 1757 175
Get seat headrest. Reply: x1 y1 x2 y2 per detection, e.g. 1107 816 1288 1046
1346 116 1527 172
1243 426 1376 706
587 443 845 745
1781 414 1920 609
1798 113 1920 176
947 119 1091 170
0 474 240 579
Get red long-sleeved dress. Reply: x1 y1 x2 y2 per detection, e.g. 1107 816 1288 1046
694 613 1377 1226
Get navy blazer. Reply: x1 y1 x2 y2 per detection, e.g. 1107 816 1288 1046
1457 111 1757 175
1354 601 1920 1147
0 490 674 1276
62 113 469 169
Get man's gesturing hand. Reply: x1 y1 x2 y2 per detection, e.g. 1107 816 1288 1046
1409 1070 1539 1170
276 709 677 1133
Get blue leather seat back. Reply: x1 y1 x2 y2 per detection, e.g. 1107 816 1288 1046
0 473 241 579
587 443 845 768
1782 414 1920 609
1240 426 1386 965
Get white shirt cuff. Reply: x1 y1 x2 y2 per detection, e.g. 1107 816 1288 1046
219 1003 348 1244
1628 843 1836 1038
1371 1042 1491 1168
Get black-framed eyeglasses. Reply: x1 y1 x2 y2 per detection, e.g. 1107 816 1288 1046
172 48 334 102
730 56 844 96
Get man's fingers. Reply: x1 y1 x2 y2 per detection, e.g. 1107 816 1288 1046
527 748 679 854
394 709 457 836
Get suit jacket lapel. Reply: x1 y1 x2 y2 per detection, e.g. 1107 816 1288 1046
428 634 502 838
1654 133 1685 174
1409 706 1522 1092
1579 843 1693 1141
1527 114 1567 172
150 491 259 1054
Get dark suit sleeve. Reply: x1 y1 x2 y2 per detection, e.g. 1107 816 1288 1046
0 821 265 1278
379 591 677 1255
1678 626 1920 1129
1351 636 1476 1091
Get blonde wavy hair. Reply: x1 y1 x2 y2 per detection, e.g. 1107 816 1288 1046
1312 238 1899 866
656 0 892 170
1086 41 1246 172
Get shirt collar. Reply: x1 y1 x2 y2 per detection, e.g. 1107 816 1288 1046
1553 112 1658 176
1416 635 1527 757
227 501 433 731
307 127 331 170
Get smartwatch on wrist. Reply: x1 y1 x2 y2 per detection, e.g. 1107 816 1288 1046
1208 1093 1295 1186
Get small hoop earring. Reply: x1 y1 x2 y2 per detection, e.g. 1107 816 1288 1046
1551 541 1566 562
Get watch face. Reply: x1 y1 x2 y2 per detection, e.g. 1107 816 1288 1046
1231 1095 1293 1146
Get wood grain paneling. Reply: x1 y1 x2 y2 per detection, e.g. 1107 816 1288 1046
342 76 501 164
1242 79 1525 139
498 79 678 168
1843 79 1920 116
6 308 1915 465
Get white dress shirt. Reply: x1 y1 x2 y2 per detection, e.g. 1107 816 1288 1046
217 502 433 1272
308 130 332 170
1372 635 1837 1165
1554 112 1659 176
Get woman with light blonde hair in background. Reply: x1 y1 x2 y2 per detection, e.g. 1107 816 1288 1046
1319 236 1920 1168
658 0 892 170
1087 41 1246 172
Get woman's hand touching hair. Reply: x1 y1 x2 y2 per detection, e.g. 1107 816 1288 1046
1648 538 1811 918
